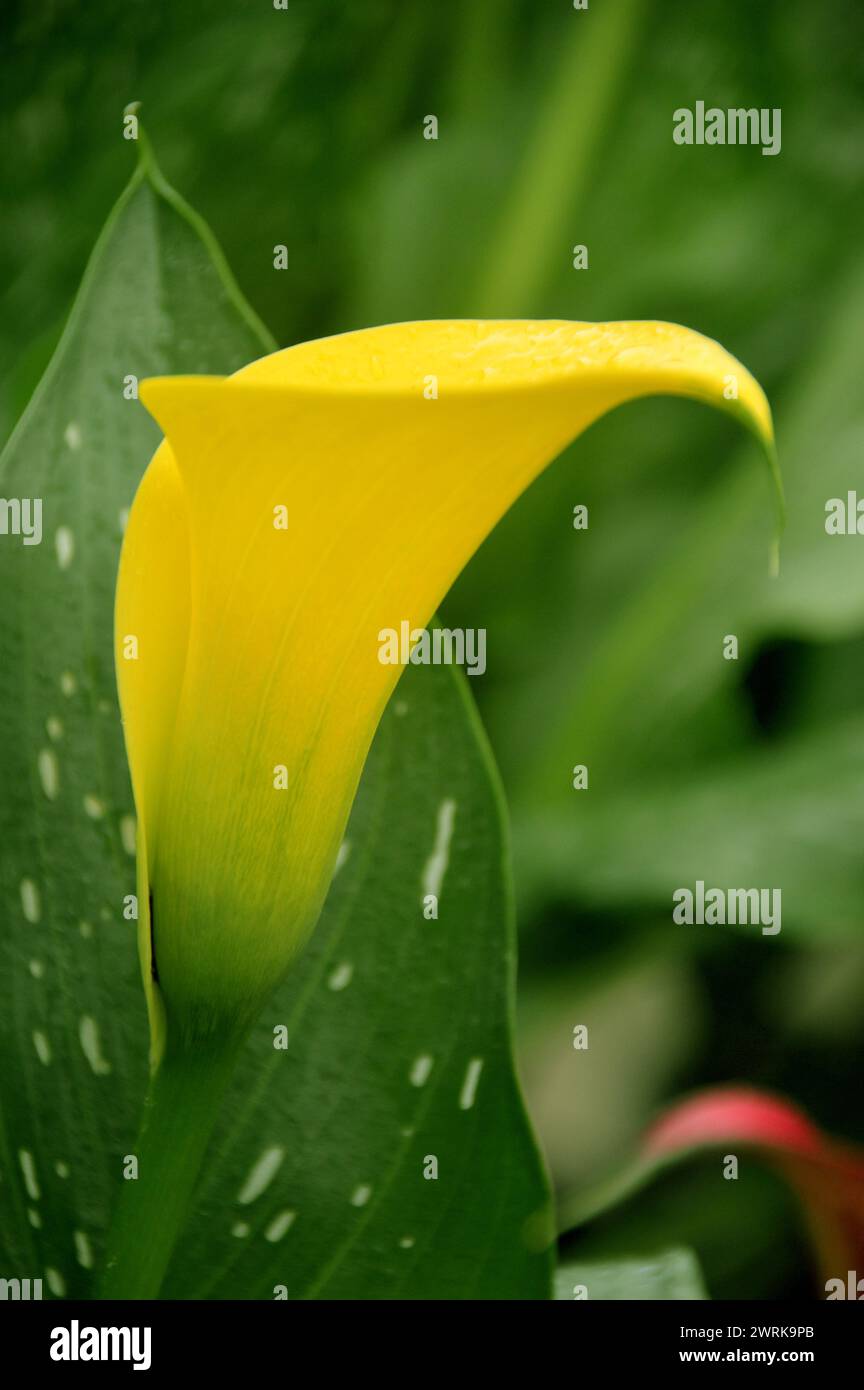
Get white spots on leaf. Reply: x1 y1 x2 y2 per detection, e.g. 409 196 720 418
231 1222 250 1239
350 1183 372 1208
37 747 60 801
333 841 351 876
55 527 75 570
79 920 93 939
120 814 136 856
399 1235 415 1250
327 961 353 992
28 1208 42 1229
32 1031 52 1066
20 878 41 924
410 1054 434 1088
79 1016 111 1075
46 716 63 742
74 1231 94 1269
63 421 82 451
394 700 408 717
459 1057 484 1111
18 1149 40 1200
421 798 457 901
237 1146 285 1205
264 1210 296 1242
118 507 129 534
59 671 77 698
45 1267 66 1297
29 959 44 979
83 793 106 820
55 1161 69 1179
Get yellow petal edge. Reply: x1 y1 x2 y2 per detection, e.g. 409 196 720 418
115 319 778 1061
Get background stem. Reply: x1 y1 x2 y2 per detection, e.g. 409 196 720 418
98 1036 241 1300
475 0 644 316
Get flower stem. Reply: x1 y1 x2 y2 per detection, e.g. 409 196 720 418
98 1035 241 1300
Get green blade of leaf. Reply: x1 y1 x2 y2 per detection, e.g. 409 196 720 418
555 1247 707 1300
0 148 273 1297
514 711 864 939
162 658 552 1300
0 142 551 1300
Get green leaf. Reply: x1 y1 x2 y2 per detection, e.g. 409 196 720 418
0 148 272 1298
515 712 864 939
162 659 553 1300
0 146 551 1299
555 1247 707 1300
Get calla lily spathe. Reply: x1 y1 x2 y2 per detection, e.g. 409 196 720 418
116 319 778 1057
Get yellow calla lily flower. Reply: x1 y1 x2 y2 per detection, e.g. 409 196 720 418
116 319 778 1060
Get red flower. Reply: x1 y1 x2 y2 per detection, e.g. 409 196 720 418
644 1088 864 1291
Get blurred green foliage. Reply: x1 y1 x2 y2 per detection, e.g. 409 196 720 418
3 0 863 1298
